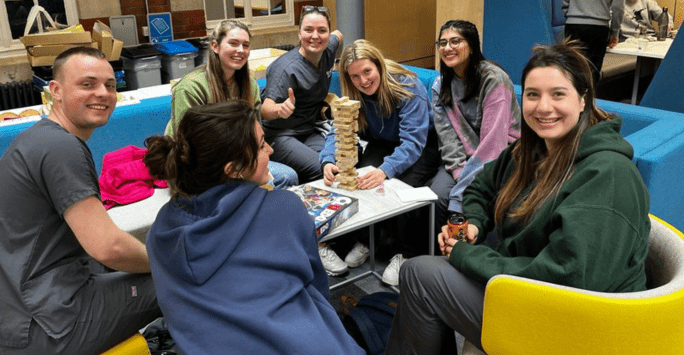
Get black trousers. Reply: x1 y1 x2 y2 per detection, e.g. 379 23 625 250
0 269 162 355
564 24 611 85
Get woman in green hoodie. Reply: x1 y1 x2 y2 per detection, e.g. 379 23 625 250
385 39 650 355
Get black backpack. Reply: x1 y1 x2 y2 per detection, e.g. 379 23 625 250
340 292 399 355
142 318 179 355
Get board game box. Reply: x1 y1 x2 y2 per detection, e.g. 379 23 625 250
289 184 359 239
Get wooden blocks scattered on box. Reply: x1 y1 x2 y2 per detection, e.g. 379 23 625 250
329 94 361 191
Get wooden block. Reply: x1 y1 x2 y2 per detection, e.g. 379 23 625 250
336 161 356 170
336 150 358 160
334 110 359 118
325 92 339 104
332 96 349 105
333 130 356 139
338 181 358 191
336 175 357 185
334 137 356 145
335 142 356 150
334 128 356 136
333 116 356 124
340 100 361 110
333 123 354 132
336 155 358 163
339 167 358 176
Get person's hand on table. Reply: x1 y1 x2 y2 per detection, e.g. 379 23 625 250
608 35 619 48
323 163 340 186
276 88 296 119
356 168 386 190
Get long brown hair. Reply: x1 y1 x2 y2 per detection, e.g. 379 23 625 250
494 39 613 225
339 39 416 131
436 20 486 106
144 101 260 199
205 19 253 104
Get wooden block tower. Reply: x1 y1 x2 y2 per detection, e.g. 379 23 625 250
329 95 361 191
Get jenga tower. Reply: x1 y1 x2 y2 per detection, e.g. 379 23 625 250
329 95 361 191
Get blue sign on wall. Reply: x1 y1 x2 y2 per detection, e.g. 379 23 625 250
147 12 173 44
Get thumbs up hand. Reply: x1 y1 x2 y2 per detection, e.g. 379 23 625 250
288 87 295 105
276 88 296 119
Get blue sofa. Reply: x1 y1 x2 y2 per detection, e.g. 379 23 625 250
1 65 683 230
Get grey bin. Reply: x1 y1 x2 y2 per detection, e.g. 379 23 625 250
121 56 162 90
187 38 210 67
121 46 163 90
154 40 199 84
160 52 197 83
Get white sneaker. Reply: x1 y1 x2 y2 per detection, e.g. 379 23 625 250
319 244 348 276
382 254 405 286
344 242 370 268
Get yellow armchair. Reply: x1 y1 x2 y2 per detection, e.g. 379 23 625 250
478 215 684 355
99 333 150 355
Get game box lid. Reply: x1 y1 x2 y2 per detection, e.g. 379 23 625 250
289 185 359 239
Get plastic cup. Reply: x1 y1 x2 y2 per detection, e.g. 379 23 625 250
637 38 649 51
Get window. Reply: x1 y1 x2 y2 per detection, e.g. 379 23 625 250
0 0 78 54
203 0 294 31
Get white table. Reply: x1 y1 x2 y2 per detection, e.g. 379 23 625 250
311 167 437 290
107 188 171 241
606 38 672 104
108 168 438 290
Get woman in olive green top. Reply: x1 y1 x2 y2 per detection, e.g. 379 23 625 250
164 19 297 188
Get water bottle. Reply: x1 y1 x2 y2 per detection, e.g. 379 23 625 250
657 7 669 41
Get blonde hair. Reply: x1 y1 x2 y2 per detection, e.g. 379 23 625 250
339 39 416 131
205 19 253 104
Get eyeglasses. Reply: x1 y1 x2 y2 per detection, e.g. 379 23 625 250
301 5 329 16
436 37 466 49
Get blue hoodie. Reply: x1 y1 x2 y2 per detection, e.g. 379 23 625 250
146 182 364 354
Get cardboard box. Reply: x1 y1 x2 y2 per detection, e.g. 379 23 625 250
110 38 124 61
21 25 95 66
93 21 124 61
27 42 98 57
20 31 92 46
248 48 287 80
25 42 98 67
26 52 57 67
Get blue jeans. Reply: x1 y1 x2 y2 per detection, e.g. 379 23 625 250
269 133 325 184
268 161 298 189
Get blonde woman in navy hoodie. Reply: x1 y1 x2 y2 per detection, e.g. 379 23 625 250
144 101 364 355
318 39 439 284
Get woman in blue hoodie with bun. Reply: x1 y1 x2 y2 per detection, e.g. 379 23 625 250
143 100 364 355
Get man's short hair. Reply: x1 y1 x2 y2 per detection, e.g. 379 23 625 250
52 46 107 80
